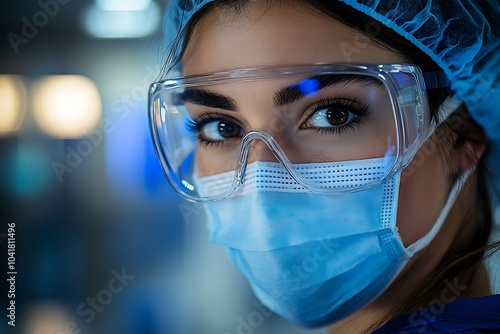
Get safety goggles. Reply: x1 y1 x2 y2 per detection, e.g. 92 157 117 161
149 63 449 202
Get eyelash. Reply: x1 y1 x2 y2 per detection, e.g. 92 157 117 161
185 98 373 146
186 112 240 147
303 98 372 134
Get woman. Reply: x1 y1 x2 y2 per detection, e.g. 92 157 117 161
149 0 500 332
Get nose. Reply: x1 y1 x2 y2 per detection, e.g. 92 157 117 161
237 130 309 191
239 130 295 169
247 139 279 164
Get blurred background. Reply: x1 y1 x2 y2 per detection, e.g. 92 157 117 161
0 1 327 333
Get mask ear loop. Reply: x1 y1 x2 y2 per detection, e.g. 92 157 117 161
406 95 472 254
406 168 473 254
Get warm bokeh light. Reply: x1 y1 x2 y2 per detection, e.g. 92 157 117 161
23 303 73 334
0 75 26 134
33 75 102 138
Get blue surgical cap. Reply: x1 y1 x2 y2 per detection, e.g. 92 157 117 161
163 0 500 206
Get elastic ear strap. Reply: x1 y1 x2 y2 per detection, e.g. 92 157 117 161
423 96 463 143
405 96 470 254
406 168 473 255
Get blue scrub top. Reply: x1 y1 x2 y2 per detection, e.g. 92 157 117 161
373 294 500 333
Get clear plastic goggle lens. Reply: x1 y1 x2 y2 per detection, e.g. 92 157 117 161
149 64 434 202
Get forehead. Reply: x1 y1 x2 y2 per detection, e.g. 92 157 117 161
182 1 404 75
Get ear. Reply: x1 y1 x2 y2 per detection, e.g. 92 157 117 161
456 123 488 173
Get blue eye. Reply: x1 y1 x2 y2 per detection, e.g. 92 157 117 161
186 113 243 146
201 120 242 141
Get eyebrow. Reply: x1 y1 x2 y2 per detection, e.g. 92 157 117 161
273 74 383 108
181 88 238 111
181 75 383 111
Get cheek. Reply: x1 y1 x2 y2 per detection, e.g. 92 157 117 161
195 149 239 177
396 140 450 247
195 150 218 177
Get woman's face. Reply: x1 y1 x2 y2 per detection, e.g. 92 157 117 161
182 1 452 246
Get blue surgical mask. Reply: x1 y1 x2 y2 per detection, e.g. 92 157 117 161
196 158 470 327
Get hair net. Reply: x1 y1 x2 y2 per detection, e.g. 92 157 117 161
162 0 500 212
